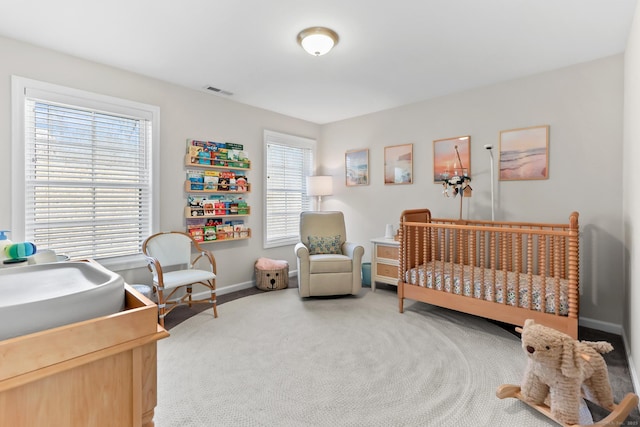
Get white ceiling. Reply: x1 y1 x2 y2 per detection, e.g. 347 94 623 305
0 0 636 124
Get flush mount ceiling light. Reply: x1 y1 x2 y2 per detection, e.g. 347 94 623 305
297 27 339 56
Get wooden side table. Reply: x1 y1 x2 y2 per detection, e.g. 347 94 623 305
370 237 400 291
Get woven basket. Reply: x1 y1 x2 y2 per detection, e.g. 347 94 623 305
255 264 289 291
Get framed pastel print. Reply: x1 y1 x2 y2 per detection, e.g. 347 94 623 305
499 125 549 181
384 144 413 185
433 136 471 183
345 149 369 186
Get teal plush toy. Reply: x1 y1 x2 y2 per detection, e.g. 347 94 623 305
4 242 37 260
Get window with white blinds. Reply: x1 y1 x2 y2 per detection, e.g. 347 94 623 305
263 130 315 248
12 77 159 261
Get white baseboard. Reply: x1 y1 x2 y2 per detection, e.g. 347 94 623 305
217 281 255 296
191 270 297 300
188 281 253 300
579 316 623 335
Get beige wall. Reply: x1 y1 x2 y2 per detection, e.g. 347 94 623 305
623 0 640 395
0 35 320 289
320 55 625 332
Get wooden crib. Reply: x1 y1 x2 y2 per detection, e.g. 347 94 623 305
398 209 580 338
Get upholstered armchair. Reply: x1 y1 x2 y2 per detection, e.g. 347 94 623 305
294 211 365 297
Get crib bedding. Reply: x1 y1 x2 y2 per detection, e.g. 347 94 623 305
405 261 569 316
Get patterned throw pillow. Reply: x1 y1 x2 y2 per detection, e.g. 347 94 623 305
308 235 342 255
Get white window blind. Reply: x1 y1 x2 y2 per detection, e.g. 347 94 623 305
18 82 156 261
264 130 314 248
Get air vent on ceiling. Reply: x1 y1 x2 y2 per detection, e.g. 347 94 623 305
206 86 233 96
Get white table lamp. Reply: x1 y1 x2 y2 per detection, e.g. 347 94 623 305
306 176 333 211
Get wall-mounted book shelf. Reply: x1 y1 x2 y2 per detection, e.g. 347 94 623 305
184 139 251 243
184 206 251 219
184 154 251 171
184 181 251 193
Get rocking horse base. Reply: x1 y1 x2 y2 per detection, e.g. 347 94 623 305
496 384 639 427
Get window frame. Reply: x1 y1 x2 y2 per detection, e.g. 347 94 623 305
263 130 316 249
11 76 160 270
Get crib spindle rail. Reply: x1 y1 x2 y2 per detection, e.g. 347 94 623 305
398 209 580 338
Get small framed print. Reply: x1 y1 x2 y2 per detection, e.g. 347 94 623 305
345 149 369 186
499 125 549 181
384 144 413 185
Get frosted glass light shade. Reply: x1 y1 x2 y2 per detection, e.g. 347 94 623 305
306 176 333 196
297 27 339 56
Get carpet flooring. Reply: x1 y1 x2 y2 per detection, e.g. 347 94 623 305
160 279 640 425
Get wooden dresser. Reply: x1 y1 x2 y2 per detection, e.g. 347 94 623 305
0 285 168 427
370 237 400 291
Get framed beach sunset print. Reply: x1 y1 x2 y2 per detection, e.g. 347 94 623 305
499 125 549 181
433 136 470 183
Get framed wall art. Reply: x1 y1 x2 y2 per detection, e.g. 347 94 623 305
499 125 549 181
384 143 413 185
433 136 471 183
345 149 369 186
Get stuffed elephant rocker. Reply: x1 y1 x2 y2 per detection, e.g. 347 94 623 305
520 319 614 425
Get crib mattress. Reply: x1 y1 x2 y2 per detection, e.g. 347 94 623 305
405 261 569 316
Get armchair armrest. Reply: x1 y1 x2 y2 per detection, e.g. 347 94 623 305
343 242 364 261
294 242 311 297
343 242 365 294
295 242 310 261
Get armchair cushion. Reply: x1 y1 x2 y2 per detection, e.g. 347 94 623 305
308 234 342 255
309 254 352 274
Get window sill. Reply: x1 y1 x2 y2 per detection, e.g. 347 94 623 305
96 254 148 272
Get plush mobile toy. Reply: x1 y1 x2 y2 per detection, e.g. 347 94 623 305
4 242 37 260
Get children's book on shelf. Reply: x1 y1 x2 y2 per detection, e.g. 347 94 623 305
217 176 230 191
187 217 247 241
236 176 247 191
203 201 215 216
187 169 204 182
237 198 248 214
225 142 243 150
214 201 226 215
187 169 204 190
204 171 220 190
188 195 248 217
203 226 217 241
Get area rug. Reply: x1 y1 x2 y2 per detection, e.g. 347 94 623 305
156 288 562 426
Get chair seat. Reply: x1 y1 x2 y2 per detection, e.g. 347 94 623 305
309 254 352 274
155 269 216 290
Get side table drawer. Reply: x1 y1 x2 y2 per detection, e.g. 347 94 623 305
376 263 398 279
376 245 398 260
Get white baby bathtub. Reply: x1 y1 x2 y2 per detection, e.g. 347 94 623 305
0 261 125 340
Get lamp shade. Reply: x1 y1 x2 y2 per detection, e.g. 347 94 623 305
297 27 339 56
306 176 333 197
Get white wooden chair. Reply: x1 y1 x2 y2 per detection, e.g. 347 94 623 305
142 231 218 327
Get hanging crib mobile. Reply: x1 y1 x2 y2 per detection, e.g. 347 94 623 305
441 145 472 220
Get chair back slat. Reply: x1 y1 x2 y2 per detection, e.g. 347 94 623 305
145 233 192 267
